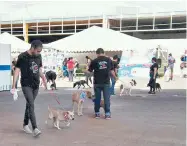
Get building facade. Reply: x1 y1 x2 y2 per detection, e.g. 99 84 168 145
0 11 186 43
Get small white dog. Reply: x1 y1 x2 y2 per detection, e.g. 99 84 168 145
120 79 137 96
45 106 74 130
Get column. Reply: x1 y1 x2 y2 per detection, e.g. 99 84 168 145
102 14 108 28
23 20 29 43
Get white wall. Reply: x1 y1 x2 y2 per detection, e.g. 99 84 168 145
0 43 11 91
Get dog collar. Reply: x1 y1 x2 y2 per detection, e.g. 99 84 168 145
63 112 69 121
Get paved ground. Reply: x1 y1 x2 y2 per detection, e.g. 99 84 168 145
0 77 186 146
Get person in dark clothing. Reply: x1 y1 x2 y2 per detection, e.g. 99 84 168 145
110 55 119 95
148 57 158 94
45 70 57 90
12 40 47 137
87 48 117 119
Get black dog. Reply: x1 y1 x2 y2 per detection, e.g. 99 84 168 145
73 80 91 89
45 70 57 90
155 83 161 92
147 82 161 92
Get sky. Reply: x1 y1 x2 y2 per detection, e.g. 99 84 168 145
0 1 186 21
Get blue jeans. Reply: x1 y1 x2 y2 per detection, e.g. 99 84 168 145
110 77 116 95
68 69 74 82
94 84 111 115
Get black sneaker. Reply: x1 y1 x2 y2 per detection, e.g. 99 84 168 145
151 91 156 94
105 115 111 120
95 113 100 119
148 91 152 94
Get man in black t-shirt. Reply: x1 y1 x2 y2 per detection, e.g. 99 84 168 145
148 57 158 94
110 55 119 95
88 48 117 119
12 40 47 137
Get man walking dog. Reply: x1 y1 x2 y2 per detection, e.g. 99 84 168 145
12 40 47 137
87 48 117 119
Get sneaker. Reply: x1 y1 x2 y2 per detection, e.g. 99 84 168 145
95 113 100 119
105 115 111 120
148 91 152 94
23 125 32 134
151 91 156 94
33 128 41 137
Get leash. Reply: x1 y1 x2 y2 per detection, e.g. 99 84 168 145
48 89 62 106
118 78 126 84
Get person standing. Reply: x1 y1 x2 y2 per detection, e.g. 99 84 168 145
73 59 79 78
62 58 68 78
12 40 47 137
180 50 187 77
168 53 175 80
85 56 92 85
148 57 158 94
67 57 75 82
87 48 117 119
110 55 119 95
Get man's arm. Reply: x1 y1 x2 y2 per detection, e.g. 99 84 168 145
153 67 157 79
111 70 118 80
39 55 47 89
12 68 20 89
39 67 47 89
110 59 118 80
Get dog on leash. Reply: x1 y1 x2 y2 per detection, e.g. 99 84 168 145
155 83 161 92
120 79 137 96
45 106 74 130
72 90 92 116
147 83 161 92
73 80 91 89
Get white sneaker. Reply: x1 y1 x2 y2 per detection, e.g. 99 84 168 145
23 125 32 134
33 128 41 137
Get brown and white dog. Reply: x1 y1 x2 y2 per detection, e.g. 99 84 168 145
120 79 137 96
45 106 74 130
72 90 92 116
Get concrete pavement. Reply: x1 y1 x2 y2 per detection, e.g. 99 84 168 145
0 77 186 146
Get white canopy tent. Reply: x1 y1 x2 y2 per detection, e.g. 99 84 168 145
0 32 30 52
48 26 141 52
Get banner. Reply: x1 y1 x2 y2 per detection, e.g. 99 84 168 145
118 63 151 78
42 48 66 73
118 50 152 78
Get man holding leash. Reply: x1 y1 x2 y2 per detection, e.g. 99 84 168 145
12 40 47 137
87 48 117 119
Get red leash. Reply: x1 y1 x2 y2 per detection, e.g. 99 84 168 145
48 89 61 105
